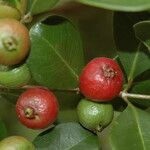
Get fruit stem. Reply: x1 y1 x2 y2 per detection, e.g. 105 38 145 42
120 91 150 100
124 79 133 92
21 12 33 24
24 107 35 119
96 130 103 149
0 84 79 93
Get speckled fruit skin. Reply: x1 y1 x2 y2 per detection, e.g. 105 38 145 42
0 19 30 65
16 88 59 129
79 57 123 101
77 99 113 131
0 136 35 150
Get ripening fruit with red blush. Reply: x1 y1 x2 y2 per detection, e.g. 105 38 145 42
16 87 59 129
79 57 123 101
0 19 30 65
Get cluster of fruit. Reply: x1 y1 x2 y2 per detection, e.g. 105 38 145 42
78 57 123 132
0 1 124 149
0 1 36 149
16 57 123 132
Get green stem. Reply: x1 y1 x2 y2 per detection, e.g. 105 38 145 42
96 130 102 150
0 84 79 93
120 91 150 100
120 93 131 105
20 12 33 24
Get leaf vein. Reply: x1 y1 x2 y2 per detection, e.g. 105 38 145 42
33 33 79 80
131 106 146 150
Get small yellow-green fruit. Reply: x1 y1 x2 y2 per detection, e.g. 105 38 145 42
0 4 21 20
0 18 30 65
0 136 36 150
77 99 114 131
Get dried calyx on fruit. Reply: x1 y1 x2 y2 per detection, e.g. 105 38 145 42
16 87 59 129
0 19 30 65
79 57 123 101
77 98 114 132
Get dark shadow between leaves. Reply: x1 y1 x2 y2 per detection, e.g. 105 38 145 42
42 15 66 25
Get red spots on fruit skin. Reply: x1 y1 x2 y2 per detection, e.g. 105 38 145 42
16 88 59 129
79 57 123 101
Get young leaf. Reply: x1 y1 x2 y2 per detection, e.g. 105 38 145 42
109 105 150 150
27 16 85 89
28 0 59 15
113 12 150 81
77 0 150 12
34 122 100 150
134 20 150 52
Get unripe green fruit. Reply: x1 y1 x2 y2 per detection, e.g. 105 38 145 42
77 99 114 131
0 136 35 150
0 19 30 65
0 4 21 20
0 64 31 88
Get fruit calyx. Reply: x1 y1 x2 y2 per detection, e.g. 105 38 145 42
2 36 18 51
24 107 36 119
21 13 33 23
102 65 117 79
96 125 103 132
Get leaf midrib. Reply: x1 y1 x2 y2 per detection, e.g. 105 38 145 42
32 32 79 80
128 43 141 82
51 124 94 150
130 105 146 150
66 134 93 150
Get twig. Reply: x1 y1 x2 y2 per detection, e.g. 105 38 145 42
120 91 150 100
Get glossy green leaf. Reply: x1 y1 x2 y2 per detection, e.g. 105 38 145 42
0 118 7 140
34 122 100 150
27 16 85 89
109 105 150 150
132 80 150 95
134 20 150 52
130 79 150 107
28 0 59 15
113 12 150 81
77 0 150 12
100 111 121 150
57 109 78 123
